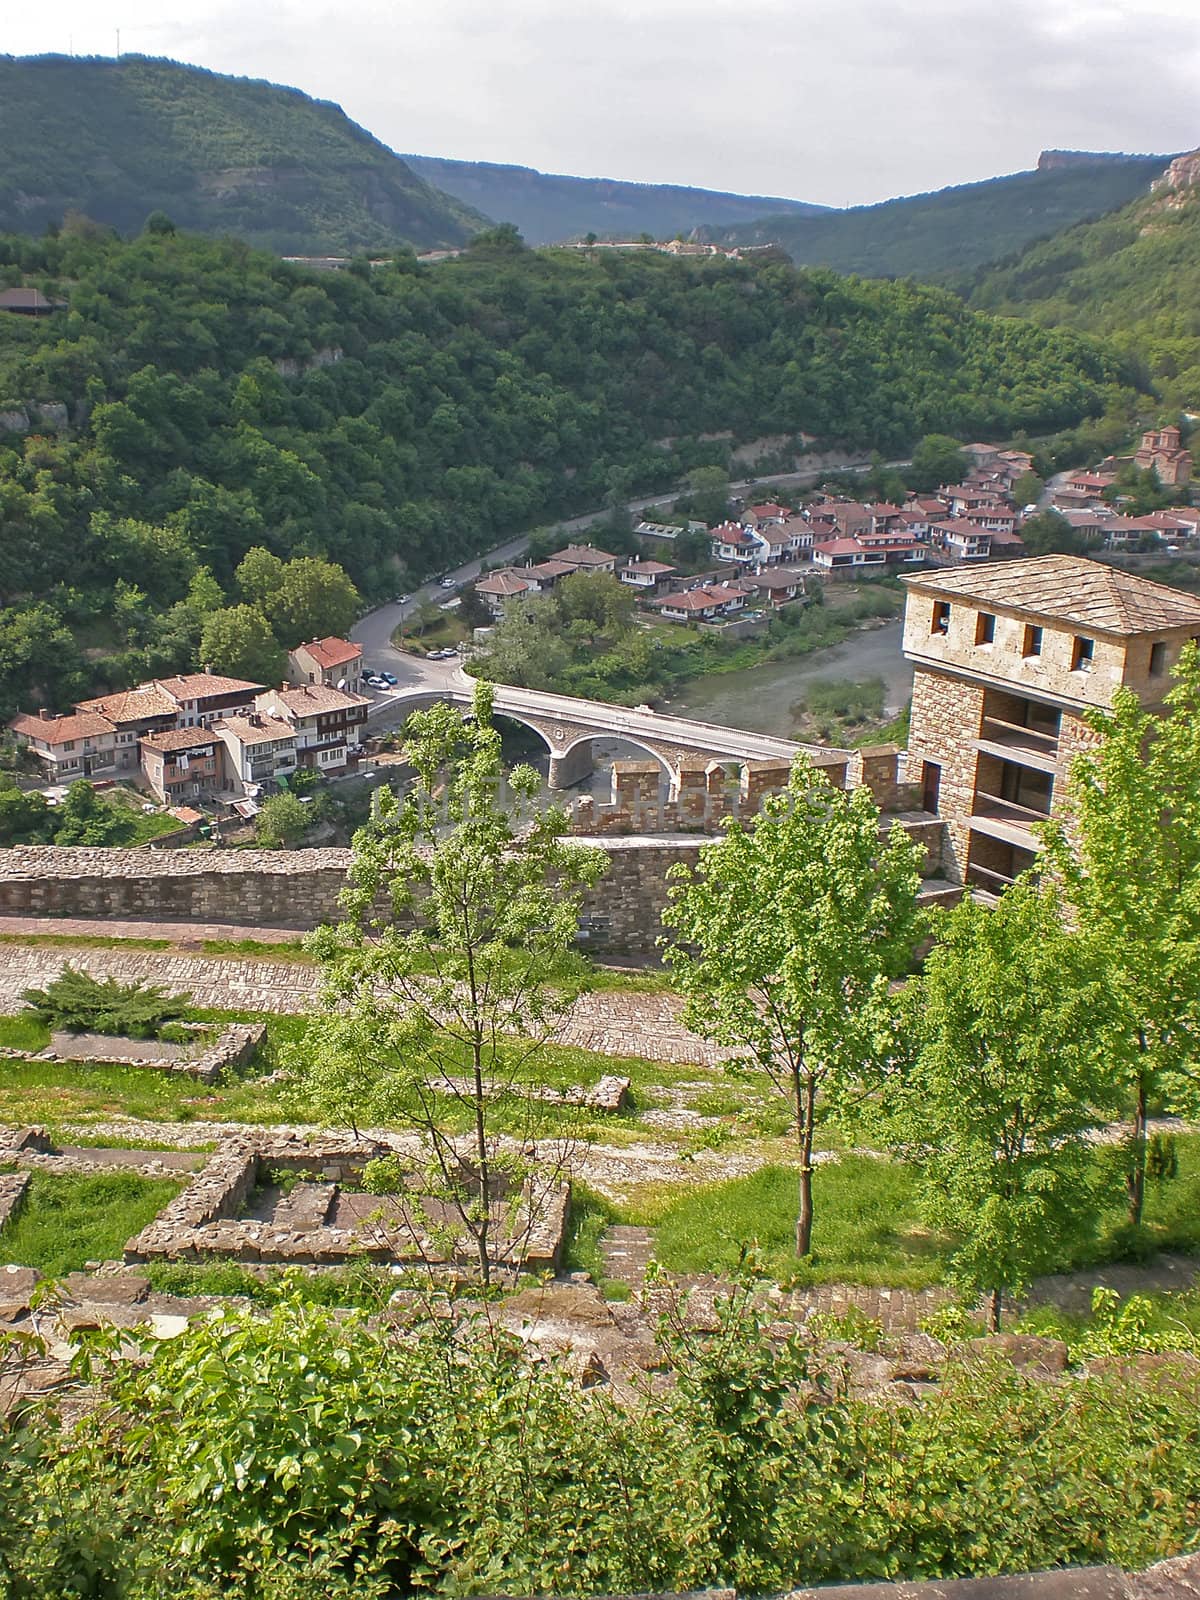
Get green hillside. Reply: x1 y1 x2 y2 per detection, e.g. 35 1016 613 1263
701 157 1169 281
403 155 828 245
968 154 1200 407
0 55 485 253
0 226 1136 717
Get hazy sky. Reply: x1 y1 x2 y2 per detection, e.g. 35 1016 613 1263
8 0 1200 206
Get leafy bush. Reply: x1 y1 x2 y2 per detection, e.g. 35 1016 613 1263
21 968 193 1039
3 1290 1200 1595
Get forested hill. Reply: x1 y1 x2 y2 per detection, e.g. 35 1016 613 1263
699 156 1170 281
403 156 827 245
967 151 1200 408
0 56 486 254
0 226 1135 717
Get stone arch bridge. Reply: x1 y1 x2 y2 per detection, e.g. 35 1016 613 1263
370 672 846 792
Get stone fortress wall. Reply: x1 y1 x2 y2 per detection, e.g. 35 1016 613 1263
0 748 949 957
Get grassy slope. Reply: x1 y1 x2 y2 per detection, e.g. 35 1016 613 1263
703 158 1168 280
967 176 1200 406
0 55 485 253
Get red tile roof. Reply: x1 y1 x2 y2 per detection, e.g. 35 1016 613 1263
10 709 116 744
292 638 362 670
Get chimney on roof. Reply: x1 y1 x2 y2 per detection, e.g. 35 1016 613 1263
38 708 50 720
204 664 212 674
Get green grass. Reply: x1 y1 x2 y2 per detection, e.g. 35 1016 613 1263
0 1170 181 1277
200 938 315 961
647 1137 1200 1290
0 1015 52 1052
651 1158 952 1288
0 933 172 952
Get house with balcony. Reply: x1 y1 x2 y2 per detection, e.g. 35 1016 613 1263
618 557 676 592
709 522 761 564
811 537 886 575
929 518 994 563
139 728 226 805
287 638 364 695
653 583 750 623
254 684 370 773
901 555 1200 894
214 714 298 795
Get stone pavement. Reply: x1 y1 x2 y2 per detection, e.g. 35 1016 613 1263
0 941 726 1068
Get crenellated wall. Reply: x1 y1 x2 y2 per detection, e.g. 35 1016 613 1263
0 802 947 959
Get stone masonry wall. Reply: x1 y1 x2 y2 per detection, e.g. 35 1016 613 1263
904 667 985 881
0 817 948 959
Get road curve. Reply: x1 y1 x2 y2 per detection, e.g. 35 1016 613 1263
351 458 911 671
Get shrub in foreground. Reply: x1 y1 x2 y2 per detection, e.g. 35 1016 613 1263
2 1288 1199 1597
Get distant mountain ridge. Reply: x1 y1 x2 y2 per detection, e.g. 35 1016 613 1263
403 155 828 246
0 55 486 253
698 154 1172 281
968 147 1200 407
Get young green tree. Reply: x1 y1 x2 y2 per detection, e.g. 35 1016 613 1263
302 682 607 1285
255 791 311 849
661 759 925 1256
1041 645 1200 1227
199 604 284 685
880 882 1115 1329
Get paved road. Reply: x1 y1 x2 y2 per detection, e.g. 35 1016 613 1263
351 459 911 681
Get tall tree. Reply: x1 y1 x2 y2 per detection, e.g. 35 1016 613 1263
198 604 284 686
879 882 1115 1329
303 682 607 1285
661 759 925 1256
908 434 967 492
1041 645 1200 1226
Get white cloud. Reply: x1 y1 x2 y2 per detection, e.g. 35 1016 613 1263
7 0 1198 204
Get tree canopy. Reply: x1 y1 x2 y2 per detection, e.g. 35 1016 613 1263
0 225 1138 715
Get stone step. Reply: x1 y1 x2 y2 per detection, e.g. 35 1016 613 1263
598 1224 657 1286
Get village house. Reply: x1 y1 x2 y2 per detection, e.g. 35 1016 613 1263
8 709 122 782
709 522 761 563
964 505 1020 535
742 502 790 527
855 529 927 566
653 583 750 623
474 569 541 617
811 538 886 575
1065 469 1117 496
962 442 1002 471
618 556 676 592
0 286 66 316
75 683 182 748
287 638 364 695
939 483 1012 518
214 714 299 795
1133 425 1191 487
138 727 226 806
254 684 370 773
823 501 874 539
902 555 1200 893
155 672 266 729
523 559 577 591
737 568 806 606
929 518 994 564
549 543 617 573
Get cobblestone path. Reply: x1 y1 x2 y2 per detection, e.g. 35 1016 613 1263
0 943 725 1068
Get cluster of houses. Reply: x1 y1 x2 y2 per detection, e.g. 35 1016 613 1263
9 638 370 813
473 433 1196 633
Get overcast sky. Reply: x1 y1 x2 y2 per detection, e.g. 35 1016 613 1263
8 0 1200 206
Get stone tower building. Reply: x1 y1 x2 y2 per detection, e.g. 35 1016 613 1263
901 555 1200 891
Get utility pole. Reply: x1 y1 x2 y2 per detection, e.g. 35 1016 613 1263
115 29 121 58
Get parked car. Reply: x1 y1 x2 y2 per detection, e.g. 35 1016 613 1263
381 671 398 686
396 592 411 603
439 577 457 589
365 674 387 688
